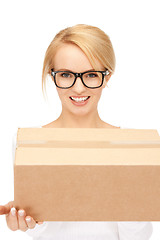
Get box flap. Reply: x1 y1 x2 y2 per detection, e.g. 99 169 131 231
17 128 160 142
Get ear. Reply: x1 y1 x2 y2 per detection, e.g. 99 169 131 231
103 80 108 88
102 73 112 88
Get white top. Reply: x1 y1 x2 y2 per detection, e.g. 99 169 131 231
12 126 154 240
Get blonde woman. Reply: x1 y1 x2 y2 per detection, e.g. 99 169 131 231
0 24 153 239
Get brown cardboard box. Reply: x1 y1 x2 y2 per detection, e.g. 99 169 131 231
14 128 160 221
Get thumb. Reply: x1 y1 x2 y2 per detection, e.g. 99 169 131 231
0 201 14 215
38 222 44 225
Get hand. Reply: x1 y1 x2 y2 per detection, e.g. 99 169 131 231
0 201 43 232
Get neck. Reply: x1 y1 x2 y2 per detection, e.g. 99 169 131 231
56 109 104 128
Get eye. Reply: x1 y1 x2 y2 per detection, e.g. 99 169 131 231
60 72 71 78
86 73 98 78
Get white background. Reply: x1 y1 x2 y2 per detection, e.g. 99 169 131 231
0 0 160 239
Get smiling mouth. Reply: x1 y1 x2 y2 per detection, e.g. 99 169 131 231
69 96 90 102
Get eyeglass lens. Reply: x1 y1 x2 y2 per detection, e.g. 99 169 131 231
55 71 103 88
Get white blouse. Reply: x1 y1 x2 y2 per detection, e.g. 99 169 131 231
12 126 154 240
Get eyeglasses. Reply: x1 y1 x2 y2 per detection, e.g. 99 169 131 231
50 69 110 89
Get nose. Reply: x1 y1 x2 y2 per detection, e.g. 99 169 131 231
72 76 86 91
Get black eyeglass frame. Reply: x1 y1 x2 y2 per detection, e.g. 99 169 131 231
50 68 110 89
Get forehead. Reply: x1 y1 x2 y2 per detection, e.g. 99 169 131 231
53 43 103 72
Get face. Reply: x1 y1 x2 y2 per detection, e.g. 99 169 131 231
52 43 111 116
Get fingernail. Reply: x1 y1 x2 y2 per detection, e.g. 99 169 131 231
11 207 16 216
26 217 31 222
18 210 24 216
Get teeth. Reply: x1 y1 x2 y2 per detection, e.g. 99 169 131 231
71 96 89 102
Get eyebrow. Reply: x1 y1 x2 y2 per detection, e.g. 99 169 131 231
55 68 96 72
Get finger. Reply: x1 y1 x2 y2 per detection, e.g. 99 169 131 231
25 216 36 229
18 209 28 232
0 201 14 215
0 206 8 215
6 207 18 231
38 221 44 225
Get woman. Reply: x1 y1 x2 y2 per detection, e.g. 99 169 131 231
0 24 153 239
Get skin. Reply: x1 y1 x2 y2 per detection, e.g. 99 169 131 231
0 43 120 232
44 43 119 129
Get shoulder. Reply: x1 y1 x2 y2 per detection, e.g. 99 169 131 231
101 121 121 129
42 120 60 128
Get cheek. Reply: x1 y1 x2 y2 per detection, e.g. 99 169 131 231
56 89 65 98
93 89 103 99
56 89 69 102
56 89 103 102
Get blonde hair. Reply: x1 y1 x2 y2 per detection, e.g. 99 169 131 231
42 24 116 98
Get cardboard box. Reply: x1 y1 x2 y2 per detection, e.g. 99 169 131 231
14 128 160 221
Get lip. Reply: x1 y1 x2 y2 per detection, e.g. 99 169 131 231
69 96 90 106
70 96 90 98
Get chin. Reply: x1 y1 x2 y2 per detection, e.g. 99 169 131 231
69 108 91 116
